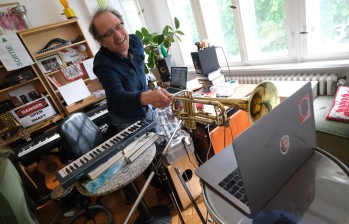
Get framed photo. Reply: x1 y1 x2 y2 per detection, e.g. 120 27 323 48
60 62 85 81
37 54 63 74
59 46 87 64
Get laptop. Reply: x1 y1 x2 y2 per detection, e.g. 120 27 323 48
195 82 316 217
166 67 188 95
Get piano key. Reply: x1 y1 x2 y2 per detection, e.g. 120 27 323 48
56 120 156 188
17 132 60 157
16 104 110 164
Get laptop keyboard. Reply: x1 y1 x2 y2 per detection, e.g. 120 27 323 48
218 168 249 205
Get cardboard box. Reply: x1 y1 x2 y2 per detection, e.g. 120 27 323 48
10 96 56 128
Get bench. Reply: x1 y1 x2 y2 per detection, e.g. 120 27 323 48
313 95 349 167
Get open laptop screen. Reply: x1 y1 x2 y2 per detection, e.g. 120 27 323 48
170 67 188 88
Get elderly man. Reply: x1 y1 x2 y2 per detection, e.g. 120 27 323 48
89 9 172 132
89 8 172 205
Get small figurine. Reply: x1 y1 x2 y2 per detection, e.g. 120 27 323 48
195 39 210 50
59 0 76 19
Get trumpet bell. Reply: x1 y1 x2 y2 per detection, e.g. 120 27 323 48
248 82 280 123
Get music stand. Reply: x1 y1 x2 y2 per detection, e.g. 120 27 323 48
124 121 185 224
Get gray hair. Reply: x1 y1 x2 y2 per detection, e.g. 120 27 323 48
89 8 124 41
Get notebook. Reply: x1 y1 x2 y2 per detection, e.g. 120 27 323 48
195 82 316 217
166 67 188 95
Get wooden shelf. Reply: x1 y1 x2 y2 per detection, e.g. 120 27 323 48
0 18 103 149
17 18 102 117
65 95 106 114
0 77 39 94
34 40 88 59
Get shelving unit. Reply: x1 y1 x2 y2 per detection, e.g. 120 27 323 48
17 18 104 115
0 18 105 148
0 62 64 147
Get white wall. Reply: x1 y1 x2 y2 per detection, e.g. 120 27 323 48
1 0 100 53
1 0 184 65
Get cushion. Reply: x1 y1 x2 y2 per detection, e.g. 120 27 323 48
326 86 349 122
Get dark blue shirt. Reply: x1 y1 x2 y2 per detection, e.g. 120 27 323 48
93 34 148 123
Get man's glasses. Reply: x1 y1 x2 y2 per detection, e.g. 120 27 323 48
100 22 124 39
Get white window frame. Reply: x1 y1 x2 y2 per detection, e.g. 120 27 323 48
122 0 349 71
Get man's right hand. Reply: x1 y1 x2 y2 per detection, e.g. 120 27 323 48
140 88 172 109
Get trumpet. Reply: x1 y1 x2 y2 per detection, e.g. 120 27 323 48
171 81 280 129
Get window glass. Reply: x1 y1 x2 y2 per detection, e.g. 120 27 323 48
168 0 200 66
200 0 241 63
304 0 349 56
239 0 288 61
119 0 145 33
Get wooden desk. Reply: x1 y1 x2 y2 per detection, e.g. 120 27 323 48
210 110 251 154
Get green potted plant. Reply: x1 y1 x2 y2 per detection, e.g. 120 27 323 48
135 17 184 74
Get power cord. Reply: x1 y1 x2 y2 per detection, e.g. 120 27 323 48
215 46 231 76
206 125 213 162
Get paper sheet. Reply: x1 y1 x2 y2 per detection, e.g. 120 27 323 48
0 33 34 71
58 79 91 105
82 58 97 80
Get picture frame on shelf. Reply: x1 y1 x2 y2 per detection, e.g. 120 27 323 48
60 62 85 81
59 45 87 64
37 54 63 74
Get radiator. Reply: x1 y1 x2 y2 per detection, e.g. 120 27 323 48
225 73 338 96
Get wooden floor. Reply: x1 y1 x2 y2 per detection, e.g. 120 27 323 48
35 175 212 224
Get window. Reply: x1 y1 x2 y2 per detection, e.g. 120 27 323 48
167 0 200 65
118 0 145 33
303 0 349 59
239 0 288 61
127 0 349 68
199 0 241 63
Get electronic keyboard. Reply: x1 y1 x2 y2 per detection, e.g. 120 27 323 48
56 120 156 188
16 104 109 164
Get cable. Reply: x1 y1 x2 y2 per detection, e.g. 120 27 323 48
182 136 197 169
215 46 231 76
206 125 213 162
228 125 234 142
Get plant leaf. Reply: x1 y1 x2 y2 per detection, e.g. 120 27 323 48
163 41 170 49
157 34 165 45
141 27 149 36
175 35 182 42
135 30 143 39
176 30 184 36
174 17 180 29
144 66 149 74
163 26 170 35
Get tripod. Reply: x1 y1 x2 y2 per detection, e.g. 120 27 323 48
124 121 186 224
